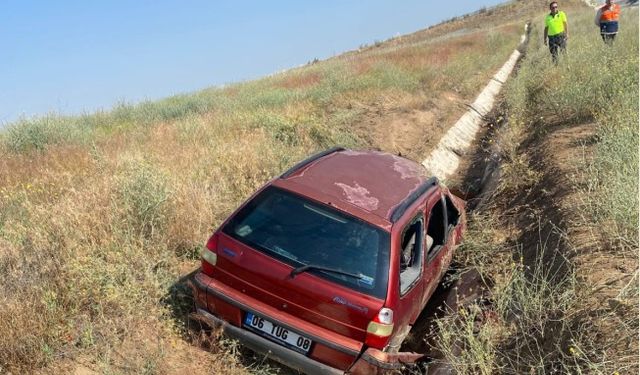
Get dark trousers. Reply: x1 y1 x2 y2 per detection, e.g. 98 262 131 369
548 33 566 64
600 21 619 45
601 33 617 44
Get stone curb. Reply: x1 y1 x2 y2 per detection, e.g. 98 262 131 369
421 24 530 180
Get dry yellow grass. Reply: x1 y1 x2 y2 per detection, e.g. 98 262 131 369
0 2 549 373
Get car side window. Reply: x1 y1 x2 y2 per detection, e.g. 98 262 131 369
399 214 424 295
444 194 460 231
426 197 446 259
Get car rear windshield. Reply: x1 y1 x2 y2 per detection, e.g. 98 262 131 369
222 186 390 299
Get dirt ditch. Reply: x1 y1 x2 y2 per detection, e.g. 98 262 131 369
396 104 578 373
395 106 509 374
165 22 554 374
410 107 638 373
167 33 534 375
162 105 512 375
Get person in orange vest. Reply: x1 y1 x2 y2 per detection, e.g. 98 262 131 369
595 0 621 44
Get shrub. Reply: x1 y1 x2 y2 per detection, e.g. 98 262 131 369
4 115 88 152
116 160 171 240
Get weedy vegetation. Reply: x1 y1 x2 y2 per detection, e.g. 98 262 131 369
0 5 529 374
2 1 633 374
433 5 638 375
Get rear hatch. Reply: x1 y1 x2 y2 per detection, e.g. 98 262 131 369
212 186 391 341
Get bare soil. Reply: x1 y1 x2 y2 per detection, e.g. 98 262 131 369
448 105 638 373
351 91 465 162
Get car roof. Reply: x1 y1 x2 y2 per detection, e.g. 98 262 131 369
276 149 437 225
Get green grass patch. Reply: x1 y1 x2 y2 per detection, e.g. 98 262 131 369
3 115 91 152
506 7 639 243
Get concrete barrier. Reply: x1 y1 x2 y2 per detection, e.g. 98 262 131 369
422 24 530 180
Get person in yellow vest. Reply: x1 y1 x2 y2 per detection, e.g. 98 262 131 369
544 1 568 64
595 0 621 44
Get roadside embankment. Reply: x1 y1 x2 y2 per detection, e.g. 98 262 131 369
429 5 638 374
422 23 529 180
0 5 528 375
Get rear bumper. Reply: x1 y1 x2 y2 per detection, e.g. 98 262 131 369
190 271 423 374
192 307 343 375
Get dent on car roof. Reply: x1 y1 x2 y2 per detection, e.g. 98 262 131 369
279 149 434 221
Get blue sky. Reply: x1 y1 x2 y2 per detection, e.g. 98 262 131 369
0 0 505 124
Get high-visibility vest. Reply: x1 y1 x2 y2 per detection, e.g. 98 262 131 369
600 4 621 22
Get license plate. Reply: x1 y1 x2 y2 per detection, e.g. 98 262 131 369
244 312 312 353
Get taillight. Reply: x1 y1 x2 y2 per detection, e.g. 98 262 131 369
201 234 218 276
365 308 394 349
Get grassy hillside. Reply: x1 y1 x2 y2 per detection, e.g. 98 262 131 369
2 1 632 374
0 3 536 374
435 5 638 374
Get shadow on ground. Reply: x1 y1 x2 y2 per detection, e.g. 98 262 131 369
163 269 299 374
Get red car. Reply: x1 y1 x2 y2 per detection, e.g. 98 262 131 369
190 147 466 374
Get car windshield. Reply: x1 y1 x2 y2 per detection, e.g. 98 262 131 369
222 186 390 298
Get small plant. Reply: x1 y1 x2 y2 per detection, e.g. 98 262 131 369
116 159 171 240
434 303 500 375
